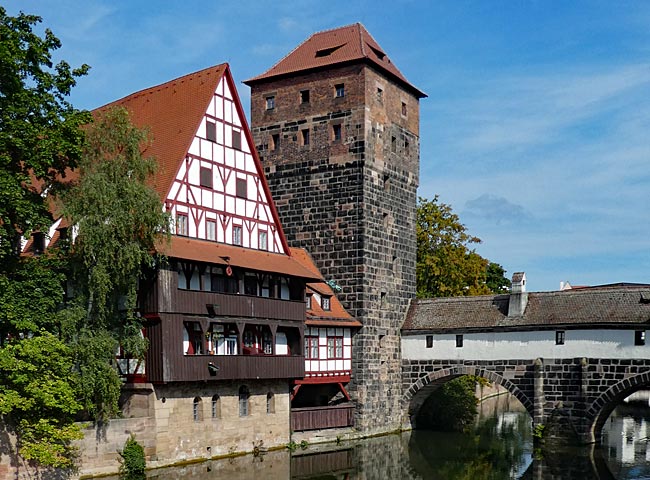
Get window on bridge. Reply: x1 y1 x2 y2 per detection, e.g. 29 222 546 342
635 330 646 346
426 335 433 348
455 335 463 348
556 330 565 345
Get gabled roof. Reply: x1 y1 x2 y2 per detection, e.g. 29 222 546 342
244 23 426 98
290 248 361 328
98 64 227 201
403 285 650 332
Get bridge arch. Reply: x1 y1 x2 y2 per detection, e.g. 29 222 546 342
403 365 534 428
587 370 650 443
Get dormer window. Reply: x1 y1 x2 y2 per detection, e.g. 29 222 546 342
306 294 312 309
322 296 331 311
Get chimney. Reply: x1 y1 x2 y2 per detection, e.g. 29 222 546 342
508 272 528 317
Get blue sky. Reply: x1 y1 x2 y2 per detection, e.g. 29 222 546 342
11 1 650 291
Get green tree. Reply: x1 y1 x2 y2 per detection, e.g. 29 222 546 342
0 6 89 265
486 262 511 294
416 196 509 298
0 333 83 469
61 106 170 420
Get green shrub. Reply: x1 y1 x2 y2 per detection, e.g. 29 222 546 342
119 435 146 479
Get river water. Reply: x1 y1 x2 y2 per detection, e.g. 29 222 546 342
121 392 650 479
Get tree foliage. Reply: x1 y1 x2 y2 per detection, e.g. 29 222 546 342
61 106 171 420
416 376 480 432
0 6 89 264
416 196 510 298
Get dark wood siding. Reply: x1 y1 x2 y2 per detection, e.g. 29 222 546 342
144 318 163 383
290 404 355 431
160 353 304 382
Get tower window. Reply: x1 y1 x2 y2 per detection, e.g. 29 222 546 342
271 133 280 151
266 96 275 110
300 90 310 104
232 129 242 150
377 87 383 102
391 136 396 153
332 124 342 143
401 102 407 116
405 139 410 155
301 128 310 146
335 84 345 98
206 121 216 142
200 166 212 188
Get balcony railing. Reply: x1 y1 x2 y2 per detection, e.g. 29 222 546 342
291 403 355 431
156 353 305 382
143 283 305 321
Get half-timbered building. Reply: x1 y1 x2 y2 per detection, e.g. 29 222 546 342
28 64 327 471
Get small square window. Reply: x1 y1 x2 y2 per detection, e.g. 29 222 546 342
233 225 242 246
236 178 247 199
176 213 188 236
258 230 267 250
200 166 212 189
266 96 275 110
322 296 331 311
206 219 216 241
426 335 433 348
635 330 646 346
332 124 342 143
206 121 216 142
300 90 310 103
232 129 242 150
335 84 345 98
456 334 463 348
271 133 280 151
401 102 407 116
301 128 310 146
556 330 565 345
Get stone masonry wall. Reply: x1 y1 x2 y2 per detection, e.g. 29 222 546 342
402 357 650 444
249 63 420 433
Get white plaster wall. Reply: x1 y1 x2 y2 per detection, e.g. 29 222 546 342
402 329 650 360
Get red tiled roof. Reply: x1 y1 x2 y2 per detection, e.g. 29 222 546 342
289 248 361 328
244 23 426 98
158 236 323 281
98 64 228 201
403 285 650 332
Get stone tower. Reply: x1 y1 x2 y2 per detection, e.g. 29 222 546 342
245 24 425 432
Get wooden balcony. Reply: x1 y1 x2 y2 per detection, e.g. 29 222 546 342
156 353 305 383
290 404 355 431
141 271 305 322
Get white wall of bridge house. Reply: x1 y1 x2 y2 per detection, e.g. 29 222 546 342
166 77 284 253
402 329 650 361
305 327 352 375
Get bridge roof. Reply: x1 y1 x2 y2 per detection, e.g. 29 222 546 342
403 285 650 333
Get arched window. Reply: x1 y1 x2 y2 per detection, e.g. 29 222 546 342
266 392 275 414
193 397 202 422
239 386 250 417
211 394 221 419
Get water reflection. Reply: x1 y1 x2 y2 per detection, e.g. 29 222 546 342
108 392 650 479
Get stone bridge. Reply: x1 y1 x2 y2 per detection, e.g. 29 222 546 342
400 276 650 444
401 357 650 444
